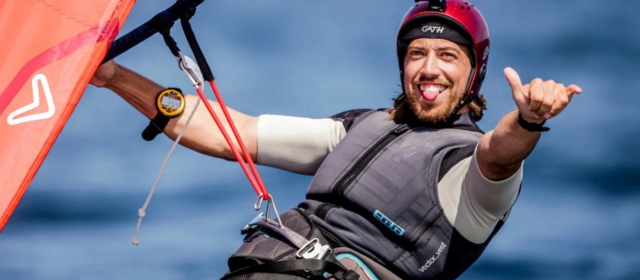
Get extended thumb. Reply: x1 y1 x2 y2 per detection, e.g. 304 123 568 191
504 67 528 98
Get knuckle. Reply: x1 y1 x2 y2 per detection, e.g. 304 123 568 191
559 93 569 103
545 92 555 101
531 94 543 102
544 80 556 91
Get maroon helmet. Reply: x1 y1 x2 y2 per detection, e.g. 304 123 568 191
397 0 490 99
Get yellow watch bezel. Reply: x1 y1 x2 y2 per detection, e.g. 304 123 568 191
155 88 185 118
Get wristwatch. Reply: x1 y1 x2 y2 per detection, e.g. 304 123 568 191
142 88 186 141
517 112 549 132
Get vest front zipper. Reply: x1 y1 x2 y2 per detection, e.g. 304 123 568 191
332 124 410 200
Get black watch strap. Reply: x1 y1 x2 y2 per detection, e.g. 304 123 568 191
142 88 185 141
142 115 171 141
517 112 549 132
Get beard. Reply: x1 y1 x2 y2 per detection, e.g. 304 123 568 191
404 86 460 124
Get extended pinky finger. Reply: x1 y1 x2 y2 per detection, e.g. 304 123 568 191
567 84 583 95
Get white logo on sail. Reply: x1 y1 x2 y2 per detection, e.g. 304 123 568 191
7 74 55 125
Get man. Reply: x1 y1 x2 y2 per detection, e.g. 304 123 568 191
92 0 581 279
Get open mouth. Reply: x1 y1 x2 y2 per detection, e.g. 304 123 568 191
417 83 448 101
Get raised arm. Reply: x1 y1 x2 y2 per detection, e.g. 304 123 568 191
91 60 258 161
476 67 582 180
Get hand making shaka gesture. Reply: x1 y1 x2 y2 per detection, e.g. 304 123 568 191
504 67 582 124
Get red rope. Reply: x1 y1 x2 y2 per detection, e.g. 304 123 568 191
193 85 269 199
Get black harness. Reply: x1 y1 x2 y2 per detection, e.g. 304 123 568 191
222 209 359 280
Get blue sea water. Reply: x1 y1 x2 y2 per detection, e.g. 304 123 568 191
1 0 639 279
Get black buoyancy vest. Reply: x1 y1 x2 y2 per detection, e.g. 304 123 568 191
299 110 504 280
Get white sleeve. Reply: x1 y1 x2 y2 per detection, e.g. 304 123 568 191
256 114 347 175
437 145 522 244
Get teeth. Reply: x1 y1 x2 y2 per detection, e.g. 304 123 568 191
419 84 446 92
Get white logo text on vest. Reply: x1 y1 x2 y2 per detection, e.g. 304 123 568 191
419 242 447 273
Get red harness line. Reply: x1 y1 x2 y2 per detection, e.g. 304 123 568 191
193 81 269 200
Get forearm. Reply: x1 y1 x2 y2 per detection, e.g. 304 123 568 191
104 64 257 161
477 110 541 180
166 94 258 161
104 64 162 119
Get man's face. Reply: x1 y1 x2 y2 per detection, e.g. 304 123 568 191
402 38 472 123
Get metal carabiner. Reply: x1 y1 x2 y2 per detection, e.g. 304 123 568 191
254 194 264 211
265 196 284 228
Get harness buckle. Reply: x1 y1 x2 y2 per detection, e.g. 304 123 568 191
240 213 265 235
295 238 332 260
176 53 204 88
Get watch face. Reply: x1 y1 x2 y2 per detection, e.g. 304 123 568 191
156 89 185 117
161 95 181 109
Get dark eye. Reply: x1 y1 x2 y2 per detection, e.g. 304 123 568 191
409 50 424 57
442 52 457 60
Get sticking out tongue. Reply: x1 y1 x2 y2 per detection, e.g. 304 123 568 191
422 90 440 101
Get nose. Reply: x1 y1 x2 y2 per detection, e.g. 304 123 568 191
419 52 441 79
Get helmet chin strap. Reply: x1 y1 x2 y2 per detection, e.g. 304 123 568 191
446 66 475 122
449 93 471 119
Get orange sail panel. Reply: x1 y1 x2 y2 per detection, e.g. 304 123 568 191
0 0 137 232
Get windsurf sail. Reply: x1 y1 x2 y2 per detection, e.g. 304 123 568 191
0 0 138 232
0 0 271 236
